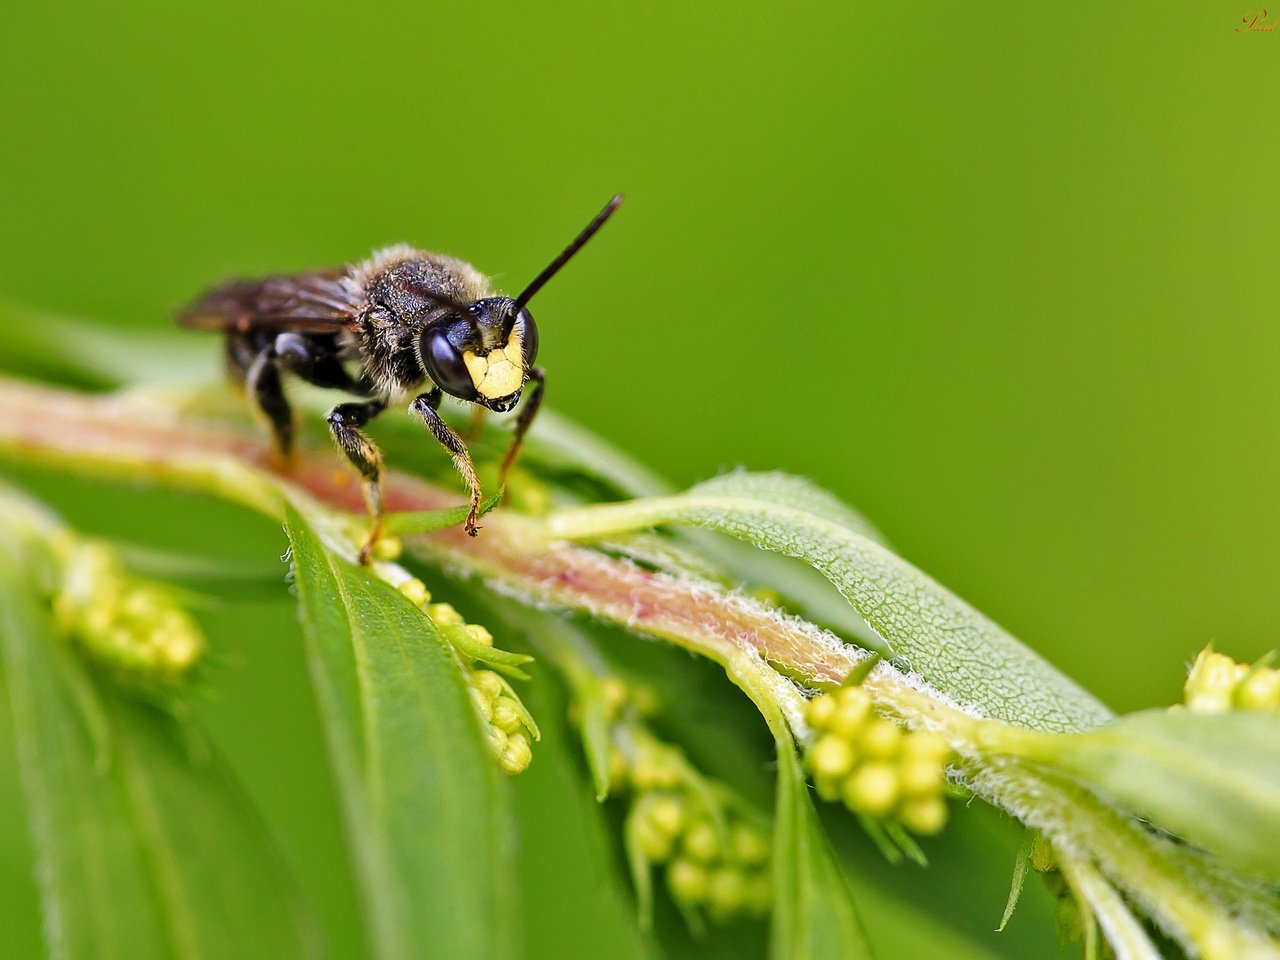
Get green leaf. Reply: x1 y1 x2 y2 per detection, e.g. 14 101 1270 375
0 554 316 960
772 743 875 960
0 300 215 387
1006 709 1280 886
548 470 1111 733
284 504 519 960
383 492 502 535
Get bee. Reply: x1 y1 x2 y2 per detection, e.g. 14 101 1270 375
178 194 622 559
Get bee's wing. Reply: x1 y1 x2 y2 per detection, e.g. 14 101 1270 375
176 268 363 333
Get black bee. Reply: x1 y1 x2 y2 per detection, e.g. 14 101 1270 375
178 195 622 558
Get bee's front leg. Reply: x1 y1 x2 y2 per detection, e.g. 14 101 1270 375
326 398 388 563
410 389 484 536
499 367 545 484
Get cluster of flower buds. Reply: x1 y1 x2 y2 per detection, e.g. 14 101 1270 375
468 668 537 774
624 741 771 925
805 685 952 835
52 538 204 691
395 580 539 775
1184 647 1280 714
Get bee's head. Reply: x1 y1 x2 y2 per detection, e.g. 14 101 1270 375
415 193 623 413
417 297 537 412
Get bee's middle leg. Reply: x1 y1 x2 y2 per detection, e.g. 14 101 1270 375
410 389 483 536
326 398 388 563
245 345 296 463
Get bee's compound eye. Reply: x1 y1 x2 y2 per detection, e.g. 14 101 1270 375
516 308 538 367
420 328 477 400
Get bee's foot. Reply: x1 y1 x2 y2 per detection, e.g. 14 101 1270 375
464 509 481 537
357 518 384 566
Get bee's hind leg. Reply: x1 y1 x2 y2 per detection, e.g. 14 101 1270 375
410 389 484 536
326 398 389 564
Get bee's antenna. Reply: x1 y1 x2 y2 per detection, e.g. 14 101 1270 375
515 194 624 310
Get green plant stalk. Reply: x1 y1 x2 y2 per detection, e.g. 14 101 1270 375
0 376 1273 956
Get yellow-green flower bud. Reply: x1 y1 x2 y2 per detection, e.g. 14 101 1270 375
667 857 709 904
1237 667 1280 711
472 669 505 699
629 750 681 791
843 762 900 817
600 677 628 716
898 795 948 835
397 578 430 606
500 732 533 775
1184 649 1245 714
901 757 945 796
646 794 686 840
426 602 465 627
731 824 770 866
371 534 403 561
831 688 873 737
683 819 720 863
810 734 856 780
465 623 493 647
805 693 837 731
708 867 748 918
859 718 903 759
491 697 525 734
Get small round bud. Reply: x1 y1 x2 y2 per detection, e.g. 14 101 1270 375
1030 835 1057 874
158 628 202 671
646 795 686 839
898 795 948 835
427 603 464 626
708 867 748 917
120 589 162 623
397 578 429 606
844 762 900 817
814 775 843 803
667 857 709 904
499 732 533 775
901 757 945 796
634 819 676 863
831 692 873 738
371 535 403 561
805 693 837 730
683 820 720 863
491 697 524 734
465 623 493 646
903 730 950 763
859 719 904 759
1238 668 1280 711
600 678 628 714
630 752 680 791
731 824 770 866
809 734 856 780
472 669 505 699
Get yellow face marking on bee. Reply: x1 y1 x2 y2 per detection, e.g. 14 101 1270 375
463 329 525 400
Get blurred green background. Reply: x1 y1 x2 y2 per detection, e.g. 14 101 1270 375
2 2 1277 957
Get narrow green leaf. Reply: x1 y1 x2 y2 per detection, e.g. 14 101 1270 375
284 504 519 960
383 492 502 535
1007 709 1280 886
996 830 1035 932
0 557 315 960
772 744 875 960
548 471 1112 733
